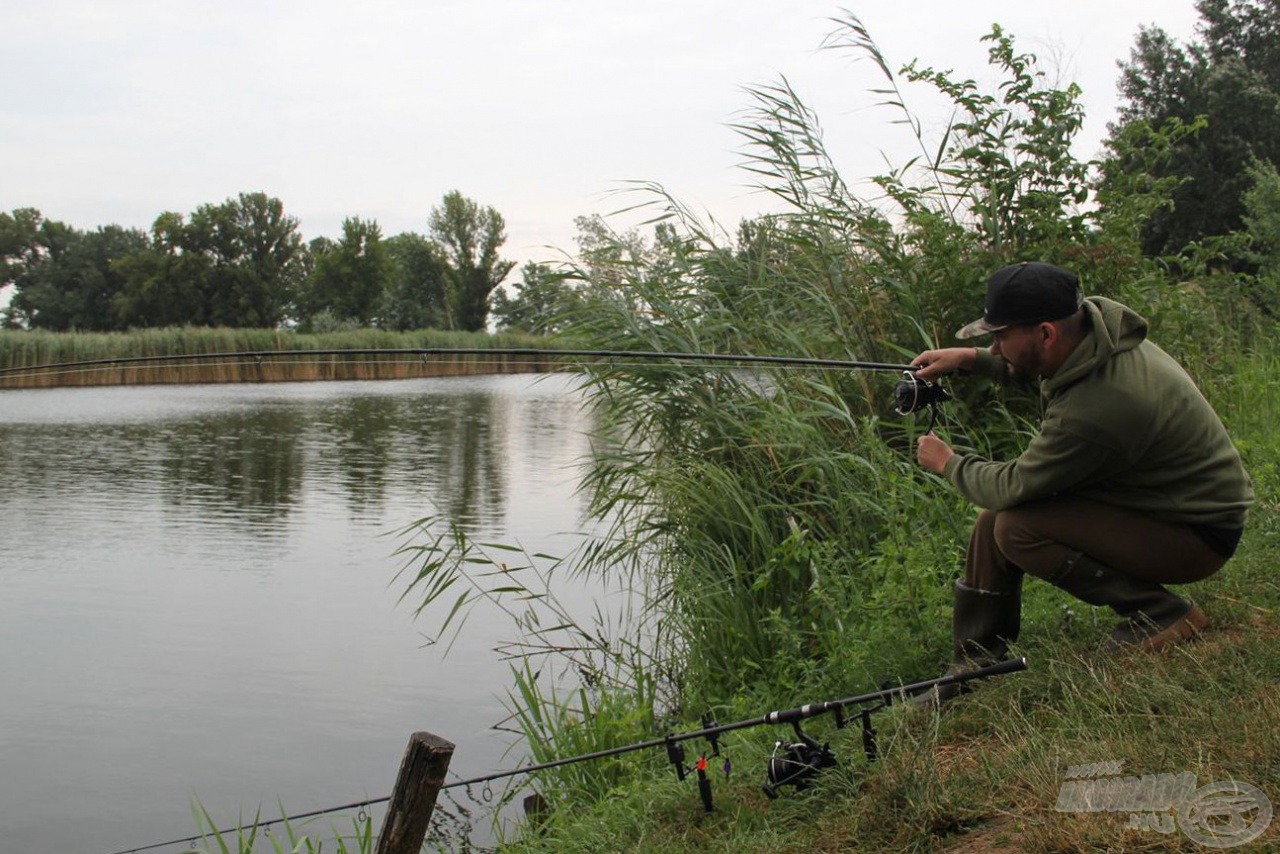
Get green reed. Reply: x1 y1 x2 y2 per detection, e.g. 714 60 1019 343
181 799 374 854
0 327 556 387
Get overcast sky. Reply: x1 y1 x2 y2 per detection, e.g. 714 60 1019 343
3 1 1202 276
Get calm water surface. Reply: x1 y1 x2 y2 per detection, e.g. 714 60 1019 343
0 374 604 854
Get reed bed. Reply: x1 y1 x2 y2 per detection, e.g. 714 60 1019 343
0 327 561 388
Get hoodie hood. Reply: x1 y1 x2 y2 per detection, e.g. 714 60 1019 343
1043 296 1148 393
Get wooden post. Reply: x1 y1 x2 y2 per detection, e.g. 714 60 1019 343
375 731 455 854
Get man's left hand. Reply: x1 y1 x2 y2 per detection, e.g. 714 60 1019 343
917 433 954 475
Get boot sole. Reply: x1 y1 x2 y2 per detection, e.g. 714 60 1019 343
1116 604 1209 653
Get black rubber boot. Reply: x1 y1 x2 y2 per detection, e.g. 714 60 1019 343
913 578 1022 708
1048 552 1208 652
951 578 1023 664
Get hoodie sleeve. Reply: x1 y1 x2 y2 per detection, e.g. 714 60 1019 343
941 416 1117 510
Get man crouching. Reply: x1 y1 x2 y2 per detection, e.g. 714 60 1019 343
911 262 1254 703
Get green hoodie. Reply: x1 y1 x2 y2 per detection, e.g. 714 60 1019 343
942 297 1254 531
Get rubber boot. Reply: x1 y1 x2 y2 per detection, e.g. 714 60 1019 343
1049 552 1208 652
912 578 1022 708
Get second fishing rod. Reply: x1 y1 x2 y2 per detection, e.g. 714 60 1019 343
441 658 1027 812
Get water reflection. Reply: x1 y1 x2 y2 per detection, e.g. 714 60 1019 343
0 377 571 533
157 411 308 520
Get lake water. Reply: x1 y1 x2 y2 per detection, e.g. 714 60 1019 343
0 374 606 854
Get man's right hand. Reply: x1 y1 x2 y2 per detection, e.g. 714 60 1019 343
910 347 978 381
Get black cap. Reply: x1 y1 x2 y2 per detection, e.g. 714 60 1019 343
956 262 1083 339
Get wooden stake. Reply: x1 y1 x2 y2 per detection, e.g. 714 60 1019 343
375 731 455 854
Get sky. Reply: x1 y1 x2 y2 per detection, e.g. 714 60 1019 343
2 0 1203 281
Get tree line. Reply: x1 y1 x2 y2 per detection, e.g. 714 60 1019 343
0 190 515 333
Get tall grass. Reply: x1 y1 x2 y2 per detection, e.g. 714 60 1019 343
1206 346 1280 508
543 12 1126 710
181 800 374 854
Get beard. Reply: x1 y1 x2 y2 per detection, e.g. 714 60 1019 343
1003 348 1047 381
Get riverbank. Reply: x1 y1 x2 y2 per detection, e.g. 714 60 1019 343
0 327 561 388
501 346 1280 853
503 511 1280 852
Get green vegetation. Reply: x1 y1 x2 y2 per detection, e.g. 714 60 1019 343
484 345 1279 854
395 6 1280 852
183 800 374 854
1107 0 1280 261
0 326 556 388
0 190 513 333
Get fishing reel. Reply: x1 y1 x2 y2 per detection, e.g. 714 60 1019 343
761 723 838 799
893 371 951 431
893 371 951 416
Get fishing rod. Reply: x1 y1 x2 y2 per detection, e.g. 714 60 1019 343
441 657 1026 809
103 658 1026 853
0 346 918 377
0 346 953 425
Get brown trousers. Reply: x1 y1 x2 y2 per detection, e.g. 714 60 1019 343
965 497 1228 591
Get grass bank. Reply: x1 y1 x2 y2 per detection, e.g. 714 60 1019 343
503 525 1280 853
494 346 1279 853
0 327 561 388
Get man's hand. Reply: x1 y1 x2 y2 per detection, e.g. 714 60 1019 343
911 347 978 381
916 432 955 475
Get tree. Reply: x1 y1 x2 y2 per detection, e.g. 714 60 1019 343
197 192 304 327
113 211 213 327
301 217 391 325
568 214 684 320
490 262 584 334
1106 0 1280 257
3 209 147 330
572 213 655 289
428 191 515 331
117 193 304 328
2 209 65 327
34 226 148 330
0 209 51 287
899 25 1093 254
380 232 448 331
1241 157 1280 313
